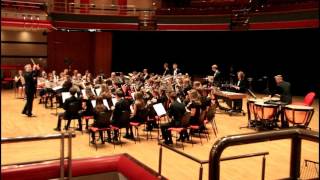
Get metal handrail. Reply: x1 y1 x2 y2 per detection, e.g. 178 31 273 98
47 1 156 16
1 132 75 180
209 128 319 180
1 133 75 143
159 143 269 180
220 151 268 161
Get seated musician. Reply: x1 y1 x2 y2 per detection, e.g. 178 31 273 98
54 87 82 131
228 71 247 111
90 96 111 144
85 73 94 86
72 73 84 89
100 84 112 98
161 92 186 145
127 92 147 139
52 70 59 82
41 74 55 107
182 78 192 97
111 89 131 140
145 90 161 131
72 69 78 80
198 88 211 112
56 75 73 107
14 70 25 99
186 90 203 135
79 87 95 130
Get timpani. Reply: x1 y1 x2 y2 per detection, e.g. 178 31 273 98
254 101 279 129
284 105 314 128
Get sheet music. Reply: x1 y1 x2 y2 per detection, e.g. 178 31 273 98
91 100 96 108
52 85 63 91
111 98 118 106
81 89 87 99
153 103 166 116
62 92 78 103
95 88 102 96
103 99 110 110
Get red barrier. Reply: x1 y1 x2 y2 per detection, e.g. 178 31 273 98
1 154 165 180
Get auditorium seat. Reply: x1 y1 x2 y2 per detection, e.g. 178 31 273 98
292 92 316 106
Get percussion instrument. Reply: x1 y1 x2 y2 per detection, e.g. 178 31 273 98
214 91 246 100
254 101 278 121
284 105 314 128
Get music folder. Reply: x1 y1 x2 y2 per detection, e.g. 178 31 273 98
81 89 87 99
95 88 101 96
153 103 166 116
52 86 63 91
91 99 110 110
62 92 78 103
111 98 118 106
103 99 110 110
91 100 96 108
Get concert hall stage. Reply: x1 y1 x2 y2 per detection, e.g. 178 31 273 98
1 90 318 179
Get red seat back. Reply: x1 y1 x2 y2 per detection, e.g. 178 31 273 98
303 92 316 106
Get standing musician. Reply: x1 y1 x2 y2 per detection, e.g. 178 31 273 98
272 75 292 128
172 63 181 77
229 71 247 111
211 64 222 87
273 75 292 104
14 70 25 99
22 63 40 117
163 63 171 76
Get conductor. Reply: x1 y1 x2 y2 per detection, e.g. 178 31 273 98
22 63 40 117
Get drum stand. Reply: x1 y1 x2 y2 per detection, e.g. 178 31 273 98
240 102 257 130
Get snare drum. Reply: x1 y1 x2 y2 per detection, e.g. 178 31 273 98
254 101 278 121
284 105 314 127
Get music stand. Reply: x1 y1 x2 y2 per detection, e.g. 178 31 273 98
153 103 167 141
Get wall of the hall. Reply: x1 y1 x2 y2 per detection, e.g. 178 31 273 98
47 31 112 76
1 30 48 69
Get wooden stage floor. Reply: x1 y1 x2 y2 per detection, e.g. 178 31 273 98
1 90 319 179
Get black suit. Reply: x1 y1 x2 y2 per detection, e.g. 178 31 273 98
55 95 82 130
213 70 222 87
163 68 171 76
276 81 292 104
235 80 247 93
22 70 39 116
232 80 247 111
111 98 131 128
172 68 181 76
161 100 186 144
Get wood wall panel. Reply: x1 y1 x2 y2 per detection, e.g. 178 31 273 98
47 31 93 73
47 31 112 75
1 30 47 42
94 32 112 76
1 44 47 56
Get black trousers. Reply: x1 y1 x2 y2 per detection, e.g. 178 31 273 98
22 92 35 115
